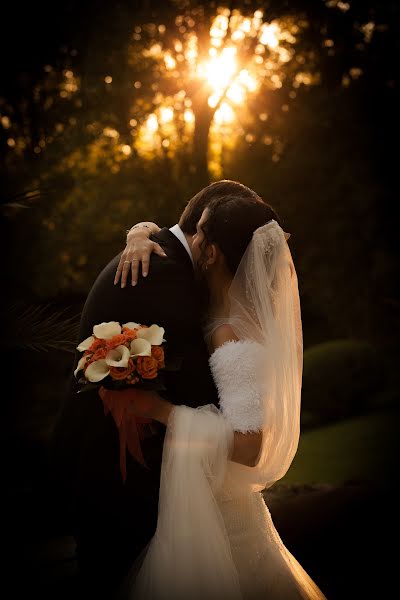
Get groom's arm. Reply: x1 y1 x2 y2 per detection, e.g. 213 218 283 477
51 250 215 488
79 252 217 408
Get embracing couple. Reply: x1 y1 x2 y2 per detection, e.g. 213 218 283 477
52 180 328 599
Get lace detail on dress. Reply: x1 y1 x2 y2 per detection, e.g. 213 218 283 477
209 339 265 434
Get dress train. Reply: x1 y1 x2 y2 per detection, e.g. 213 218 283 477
124 404 328 600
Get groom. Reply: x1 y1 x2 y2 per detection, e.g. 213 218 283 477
52 180 260 599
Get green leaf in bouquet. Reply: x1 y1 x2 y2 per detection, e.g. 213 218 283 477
99 374 167 392
101 377 127 391
77 382 101 394
135 378 167 392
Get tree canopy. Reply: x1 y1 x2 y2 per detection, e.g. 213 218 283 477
1 0 398 346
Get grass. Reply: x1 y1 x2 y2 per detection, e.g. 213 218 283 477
280 407 399 487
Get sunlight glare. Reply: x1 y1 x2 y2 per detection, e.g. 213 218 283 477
160 107 174 123
208 93 222 108
201 47 237 91
238 69 258 92
121 144 132 156
215 102 235 124
164 53 176 70
259 22 280 48
240 18 252 34
146 114 158 132
1 116 11 129
226 82 245 104
183 109 195 123
231 30 245 42
103 127 120 138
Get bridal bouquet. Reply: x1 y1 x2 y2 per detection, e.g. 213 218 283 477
74 321 167 390
74 321 173 481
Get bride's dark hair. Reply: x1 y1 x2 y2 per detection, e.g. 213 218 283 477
199 195 282 276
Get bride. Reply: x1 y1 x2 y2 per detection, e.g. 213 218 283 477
104 194 328 599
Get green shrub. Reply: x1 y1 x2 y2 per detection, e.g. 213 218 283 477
301 339 383 427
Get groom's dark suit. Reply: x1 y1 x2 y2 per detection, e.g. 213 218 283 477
52 228 219 599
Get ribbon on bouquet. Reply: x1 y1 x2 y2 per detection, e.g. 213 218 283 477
99 387 152 483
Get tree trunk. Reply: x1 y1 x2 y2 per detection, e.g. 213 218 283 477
192 95 214 186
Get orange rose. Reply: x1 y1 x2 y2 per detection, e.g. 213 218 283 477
92 348 108 360
122 327 138 340
151 345 165 368
84 347 108 369
88 337 107 353
105 333 130 351
136 356 158 380
110 359 136 381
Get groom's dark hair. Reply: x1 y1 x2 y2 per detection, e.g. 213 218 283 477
179 180 260 235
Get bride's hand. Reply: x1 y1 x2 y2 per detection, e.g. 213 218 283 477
99 387 173 425
126 389 174 425
114 223 167 288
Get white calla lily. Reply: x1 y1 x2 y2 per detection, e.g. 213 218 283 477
105 345 131 368
130 338 152 358
93 321 122 340
74 355 88 378
137 324 165 346
85 359 110 382
77 336 94 352
123 322 141 330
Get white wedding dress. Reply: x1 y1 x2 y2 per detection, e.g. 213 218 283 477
126 339 328 600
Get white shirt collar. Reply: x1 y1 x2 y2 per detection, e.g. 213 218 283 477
169 224 194 266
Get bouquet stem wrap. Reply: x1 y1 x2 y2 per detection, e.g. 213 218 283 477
99 387 152 482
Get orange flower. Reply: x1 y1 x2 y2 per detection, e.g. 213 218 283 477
110 359 136 381
151 345 165 368
136 356 159 380
88 337 107 353
105 333 130 351
122 327 138 340
92 348 108 360
84 347 108 370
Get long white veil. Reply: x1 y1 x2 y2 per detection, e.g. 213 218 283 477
224 218 303 491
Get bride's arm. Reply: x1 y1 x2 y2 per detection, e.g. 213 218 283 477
127 221 161 237
230 431 263 468
114 221 167 288
210 325 263 467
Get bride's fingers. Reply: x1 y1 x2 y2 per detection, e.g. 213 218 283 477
130 258 141 286
154 243 168 258
114 254 127 285
141 255 150 279
120 258 133 288
133 244 167 282
141 243 167 278
116 241 167 287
